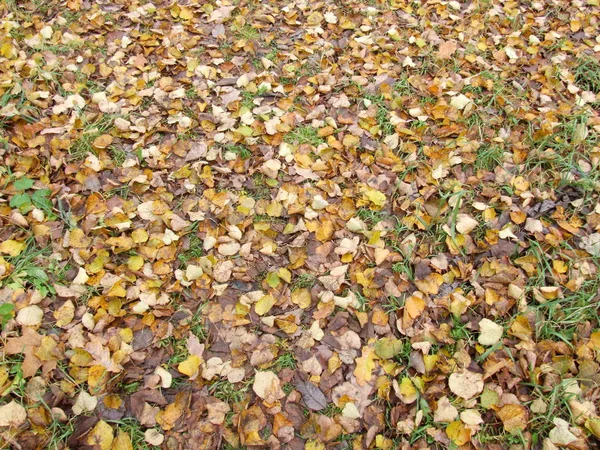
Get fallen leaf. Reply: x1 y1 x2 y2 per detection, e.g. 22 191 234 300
497 404 528 433
253 371 284 402
86 420 114 450
16 305 44 326
296 381 327 411
478 318 503 346
0 400 27 427
354 347 377 386
374 338 404 359
438 40 458 59
144 429 165 446
448 370 484 399
73 391 98 415
177 355 201 378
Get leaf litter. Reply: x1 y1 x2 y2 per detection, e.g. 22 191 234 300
0 0 600 449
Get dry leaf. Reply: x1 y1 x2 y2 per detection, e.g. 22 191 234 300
478 318 503 346
296 381 327 411
448 371 484 399
0 400 27 427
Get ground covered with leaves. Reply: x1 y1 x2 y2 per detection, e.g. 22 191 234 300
1 0 600 449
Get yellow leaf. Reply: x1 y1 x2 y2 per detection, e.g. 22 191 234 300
69 228 91 248
86 420 114 450
354 347 377 386
277 267 292 283
291 289 312 309
54 300 75 328
585 417 600 438
266 272 280 288
414 272 443 295
155 392 188 431
305 439 325 450
0 239 26 257
105 235 134 251
255 294 276 316
509 315 533 341
591 331 600 350
179 7 193 20
397 377 417 403
103 394 122 410
177 355 201 378
404 295 426 319
111 430 133 450
497 404 528 433
315 219 334 242
362 187 386 208
88 365 109 390
127 255 144 271
131 229 148 243
92 134 112 149
552 260 568 274
446 420 471 445
266 201 283 217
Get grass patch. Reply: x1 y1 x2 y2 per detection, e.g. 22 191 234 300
391 260 414 280
474 144 504 172
107 418 156 450
535 278 599 347
383 295 405 314
0 85 39 128
284 126 324 146
356 207 388 225
364 93 394 136
157 336 189 366
177 234 203 267
241 86 269 109
291 273 316 291
393 76 412 96
223 144 252 160
273 352 296 371
209 380 247 403
69 114 115 160
574 55 600 94
235 24 260 40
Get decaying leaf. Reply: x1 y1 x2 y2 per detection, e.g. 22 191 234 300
296 381 327 411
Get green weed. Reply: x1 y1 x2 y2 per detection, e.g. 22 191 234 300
0 238 55 297
9 177 54 217
224 144 252 160
209 380 247 404
284 126 324 146
474 144 504 172
273 352 296 371
291 273 316 291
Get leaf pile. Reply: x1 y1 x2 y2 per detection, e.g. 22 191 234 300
1 0 600 449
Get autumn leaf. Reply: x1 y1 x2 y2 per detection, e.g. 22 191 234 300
374 338 404 359
177 355 201 378
448 370 484 400
86 420 114 450
497 404 529 433
0 400 27 427
1 0 599 447
354 347 377 386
